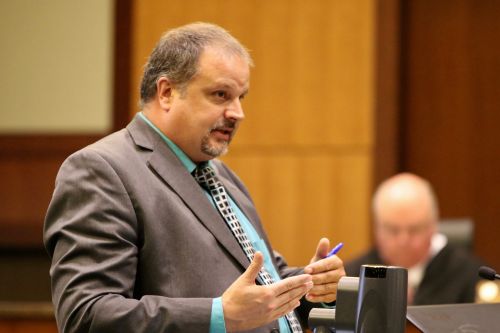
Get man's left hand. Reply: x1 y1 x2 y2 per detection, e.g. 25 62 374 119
303 238 346 303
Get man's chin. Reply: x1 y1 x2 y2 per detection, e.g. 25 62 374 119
201 144 229 159
392 260 418 268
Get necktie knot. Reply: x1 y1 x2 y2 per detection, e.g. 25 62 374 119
193 163 218 191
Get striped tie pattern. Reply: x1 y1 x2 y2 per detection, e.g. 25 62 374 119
194 163 303 332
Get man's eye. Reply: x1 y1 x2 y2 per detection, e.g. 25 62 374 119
214 91 227 99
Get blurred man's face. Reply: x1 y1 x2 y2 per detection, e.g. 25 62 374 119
375 195 436 268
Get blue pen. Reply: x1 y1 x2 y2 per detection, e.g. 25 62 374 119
326 242 343 258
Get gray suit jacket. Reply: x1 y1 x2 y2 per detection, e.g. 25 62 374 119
44 116 306 333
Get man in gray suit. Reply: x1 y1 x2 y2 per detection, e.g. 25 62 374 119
44 22 345 333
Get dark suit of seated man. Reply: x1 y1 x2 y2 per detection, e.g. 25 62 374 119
345 173 482 305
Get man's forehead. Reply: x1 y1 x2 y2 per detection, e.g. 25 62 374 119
376 216 436 234
379 219 433 227
195 49 250 89
198 47 249 70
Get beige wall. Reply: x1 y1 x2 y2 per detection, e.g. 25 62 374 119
0 0 114 133
131 0 374 265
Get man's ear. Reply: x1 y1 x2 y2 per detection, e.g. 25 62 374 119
156 77 174 111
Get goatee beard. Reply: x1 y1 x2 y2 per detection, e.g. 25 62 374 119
200 119 236 158
201 137 229 158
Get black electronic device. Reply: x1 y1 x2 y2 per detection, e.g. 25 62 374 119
478 265 500 280
308 265 407 333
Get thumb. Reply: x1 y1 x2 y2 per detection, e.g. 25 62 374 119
311 237 330 263
242 251 264 283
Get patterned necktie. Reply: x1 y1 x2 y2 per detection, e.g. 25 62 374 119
194 163 303 333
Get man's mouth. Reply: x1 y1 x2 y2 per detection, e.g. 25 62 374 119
211 128 233 141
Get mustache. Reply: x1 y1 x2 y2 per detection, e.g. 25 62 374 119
210 119 237 131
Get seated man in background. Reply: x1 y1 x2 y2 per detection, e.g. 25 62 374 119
345 173 482 305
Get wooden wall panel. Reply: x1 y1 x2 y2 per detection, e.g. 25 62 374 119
374 0 401 185
400 0 500 268
223 152 372 265
0 0 132 248
0 135 101 247
131 0 376 265
132 0 374 146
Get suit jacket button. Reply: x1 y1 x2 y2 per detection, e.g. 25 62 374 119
270 329 279 333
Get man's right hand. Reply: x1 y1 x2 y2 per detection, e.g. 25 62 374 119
221 252 313 332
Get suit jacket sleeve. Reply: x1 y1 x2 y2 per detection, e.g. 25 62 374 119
44 149 212 333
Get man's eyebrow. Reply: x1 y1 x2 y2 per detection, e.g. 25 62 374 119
210 81 249 96
215 83 234 90
211 81 237 89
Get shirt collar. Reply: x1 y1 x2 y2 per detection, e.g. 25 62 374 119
138 112 197 173
407 233 448 288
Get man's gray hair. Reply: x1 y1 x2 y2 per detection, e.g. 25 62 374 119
139 22 252 108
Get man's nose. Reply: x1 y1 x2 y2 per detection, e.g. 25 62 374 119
396 231 411 245
225 99 245 121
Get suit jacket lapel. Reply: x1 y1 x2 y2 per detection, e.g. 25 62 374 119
127 116 250 271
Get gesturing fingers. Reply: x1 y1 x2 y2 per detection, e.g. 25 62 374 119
268 277 313 320
274 278 313 304
272 274 312 296
304 257 346 304
310 269 345 286
304 255 343 275
306 292 337 303
272 299 301 320
222 271 313 331
306 281 339 303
